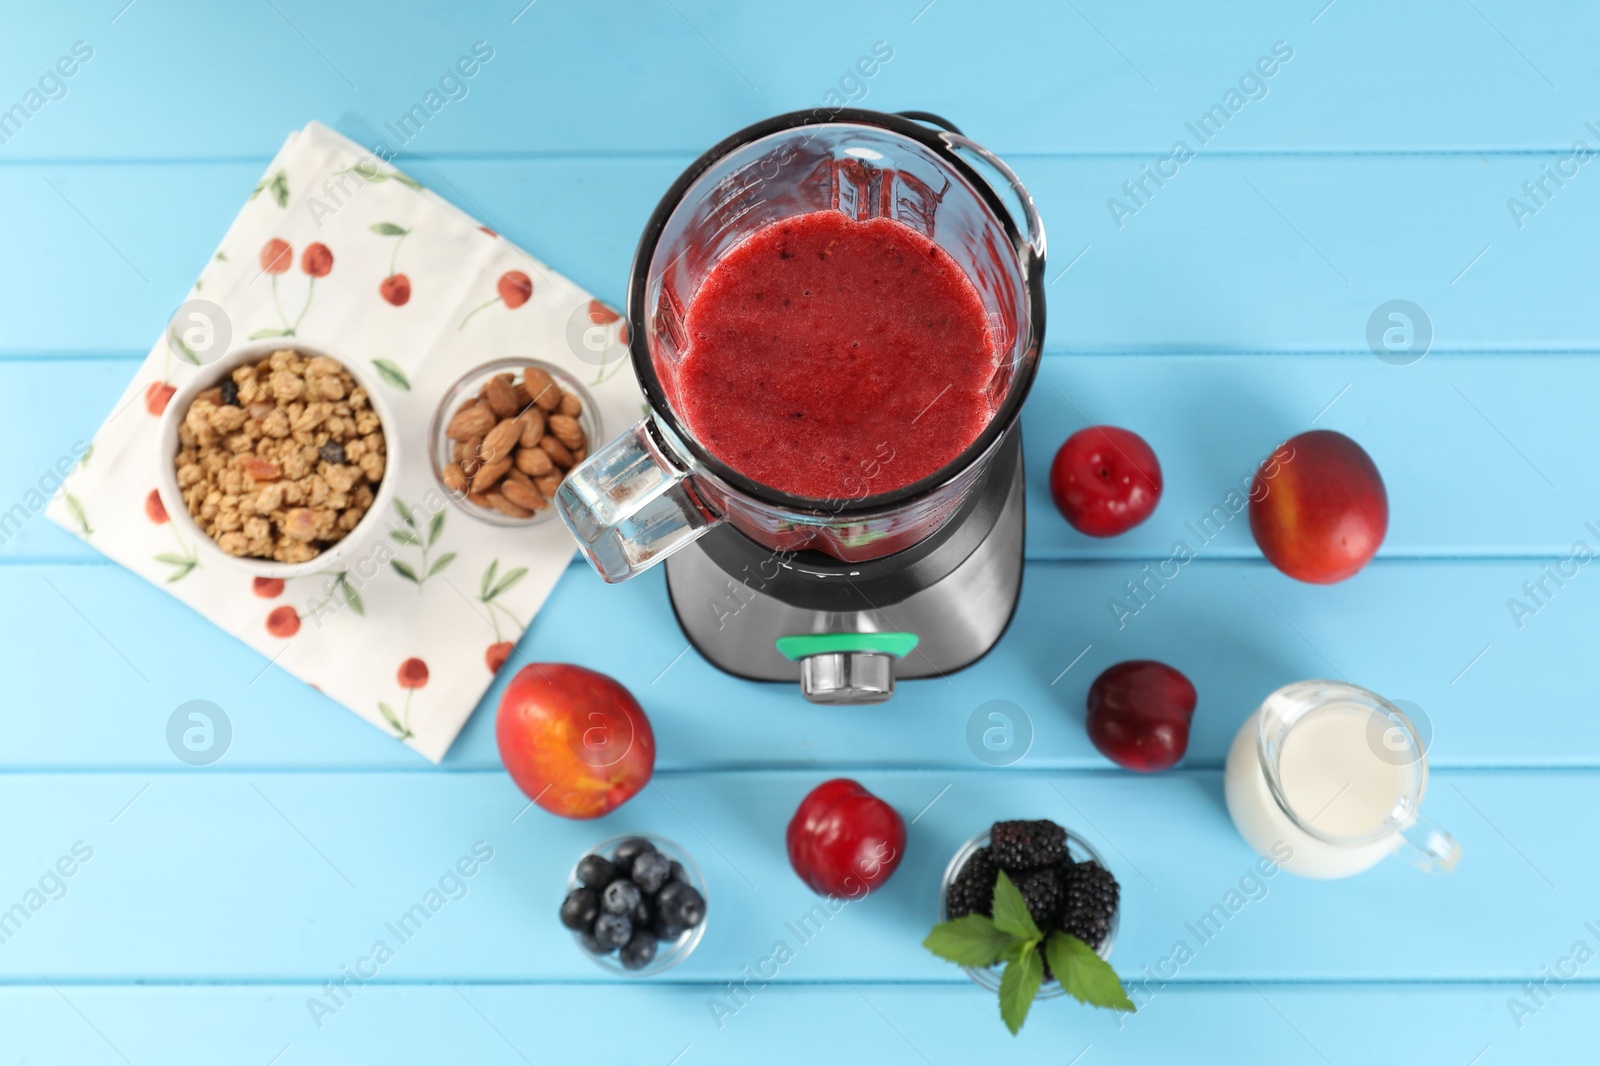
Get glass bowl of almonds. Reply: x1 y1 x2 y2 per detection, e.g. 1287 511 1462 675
429 358 602 525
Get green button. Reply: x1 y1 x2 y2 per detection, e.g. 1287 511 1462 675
774 632 920 661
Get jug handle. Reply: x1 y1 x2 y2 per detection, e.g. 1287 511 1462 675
896 112 1048 267
554 417 722 583
1399 811 1461 875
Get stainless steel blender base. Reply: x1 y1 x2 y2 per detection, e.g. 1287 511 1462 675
663 455 1025 698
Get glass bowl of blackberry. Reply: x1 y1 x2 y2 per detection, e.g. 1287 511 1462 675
561 833 708 976
939 819 1120 996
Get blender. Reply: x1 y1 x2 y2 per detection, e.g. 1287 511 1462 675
557 108 1046 704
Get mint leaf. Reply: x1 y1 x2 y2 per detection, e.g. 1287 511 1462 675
998 942 1043 1035
990 870 1042 942
390 560 420 584
1045 933 1136 1013
922 914 1018 968
369 222 410 236
428 551 457 577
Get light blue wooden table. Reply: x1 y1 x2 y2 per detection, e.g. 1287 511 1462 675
3 2 1596 1062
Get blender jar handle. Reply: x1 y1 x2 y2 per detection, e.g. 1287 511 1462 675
941 132 1048 265
554 418 723 583
1399 812 1461 875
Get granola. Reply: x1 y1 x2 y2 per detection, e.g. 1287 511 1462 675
174 349 385 563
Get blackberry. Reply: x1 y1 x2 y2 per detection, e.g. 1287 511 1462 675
1058 861 1119 949
945 846 998 919
989 820 1069 872
1014 867 1065 929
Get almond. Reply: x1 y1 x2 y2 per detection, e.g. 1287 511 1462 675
480 418 521 464
485 373 520 418
485 491 531 518
446 402 495 441
570 446 587 465
548 414 584 451
461 436 484 476
442 462 469 495
534 473 564 499
519 407 546 448
511 382 532 408
467 491 493 510
500 478 547 512
524 366 561 411
558 391 583 418
472 456 512 493
514 446 553 476
538 434 573 467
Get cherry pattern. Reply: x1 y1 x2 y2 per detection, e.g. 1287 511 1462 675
266 605 301 638
586 299 630 387
379 657 429 740
458 270 533 330
476 559 528 673
251 237 333 339
372 222 413 306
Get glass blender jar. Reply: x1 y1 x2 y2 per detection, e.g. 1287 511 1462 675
558 108 1046 702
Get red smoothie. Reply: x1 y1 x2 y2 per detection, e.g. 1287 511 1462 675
670 211 999 500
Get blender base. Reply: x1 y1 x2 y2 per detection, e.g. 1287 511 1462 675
663 447 1025 696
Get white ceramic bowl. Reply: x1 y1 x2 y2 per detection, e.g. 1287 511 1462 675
939 827 1119 997
154 339 402 580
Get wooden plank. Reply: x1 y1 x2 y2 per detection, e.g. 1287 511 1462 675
4 554 1595 770
0 1 1591 159
4 152 1600 356
0 983 1586 1065
6 348 1597 563
0 769 1580 983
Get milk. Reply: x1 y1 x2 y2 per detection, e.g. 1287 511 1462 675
1224 681 1456 879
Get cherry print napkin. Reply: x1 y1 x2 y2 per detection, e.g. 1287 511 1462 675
46 121 639 762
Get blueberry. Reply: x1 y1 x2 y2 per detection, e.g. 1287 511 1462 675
656 882 705 929
318 441 346 466
602 879 642 916
632 850 672 894
669 860 688 884
559 887 600 932
631 898 651 926
650 914 687 942
620 931 658 971
576 854 619 890
611 837 655 869
578 931 610 956
220 380 240 406
594 912 632 949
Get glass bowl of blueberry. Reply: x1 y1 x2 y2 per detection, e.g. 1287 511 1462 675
561 833 708 975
